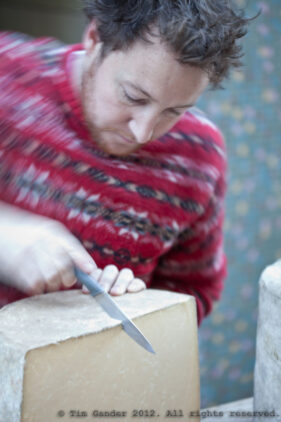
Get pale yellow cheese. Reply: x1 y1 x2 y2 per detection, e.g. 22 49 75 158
0 289 200 422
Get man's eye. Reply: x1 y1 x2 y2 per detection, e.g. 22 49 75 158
167 109 182 117
123 91 147 105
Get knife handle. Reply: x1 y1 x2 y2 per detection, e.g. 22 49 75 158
74 267 104 297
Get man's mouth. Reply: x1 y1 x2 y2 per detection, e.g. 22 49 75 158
115 133 135 145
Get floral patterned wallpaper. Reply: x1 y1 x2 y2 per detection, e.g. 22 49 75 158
198 0 281 407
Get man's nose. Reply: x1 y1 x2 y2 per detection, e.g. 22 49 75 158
128 111 157 144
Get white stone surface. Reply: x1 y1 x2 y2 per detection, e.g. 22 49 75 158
254 259 281 421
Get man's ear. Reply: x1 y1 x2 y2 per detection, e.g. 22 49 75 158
82 20 101 54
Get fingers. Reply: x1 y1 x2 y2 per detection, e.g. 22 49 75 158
45 263 76 293
21 235 146 297
41 226 98 292
127 278 147 293
60 266 77 288
0 213 99 296
82 285 90 294
39 221 146 297
107 268 146 295
35 242 77 293
82 268 102 294
19 236 80 295
109 268 134 296
80 265 146 296
98 265 119 292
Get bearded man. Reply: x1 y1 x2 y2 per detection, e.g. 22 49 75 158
0 0 251 324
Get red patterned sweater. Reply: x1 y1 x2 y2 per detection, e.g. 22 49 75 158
0 32 227 324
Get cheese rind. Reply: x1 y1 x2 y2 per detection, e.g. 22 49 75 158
0 289 200 422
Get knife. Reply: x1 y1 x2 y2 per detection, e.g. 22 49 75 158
74 267 155 354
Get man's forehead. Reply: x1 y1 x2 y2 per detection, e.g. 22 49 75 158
113 46 208 104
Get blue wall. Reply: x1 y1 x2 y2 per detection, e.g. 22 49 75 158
198 0 281 407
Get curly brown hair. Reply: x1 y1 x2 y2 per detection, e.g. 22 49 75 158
83 0 258 88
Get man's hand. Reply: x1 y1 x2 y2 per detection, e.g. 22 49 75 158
0 208 97 295
0 202 146 297
82 265 146 296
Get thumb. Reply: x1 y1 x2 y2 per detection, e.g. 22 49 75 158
57 233 97 274
71 250 97 274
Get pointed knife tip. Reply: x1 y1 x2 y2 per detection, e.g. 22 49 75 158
148 345 156 354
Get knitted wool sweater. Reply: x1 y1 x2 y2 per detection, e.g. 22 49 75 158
0 32 227 324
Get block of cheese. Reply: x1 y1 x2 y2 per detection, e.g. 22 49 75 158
254 259 281 421
0 289 200 422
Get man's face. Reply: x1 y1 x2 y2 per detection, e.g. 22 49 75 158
80 29 209 156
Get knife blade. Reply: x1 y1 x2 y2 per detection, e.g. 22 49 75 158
74 267 155 354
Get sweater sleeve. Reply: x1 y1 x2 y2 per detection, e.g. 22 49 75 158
150 144 227 326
